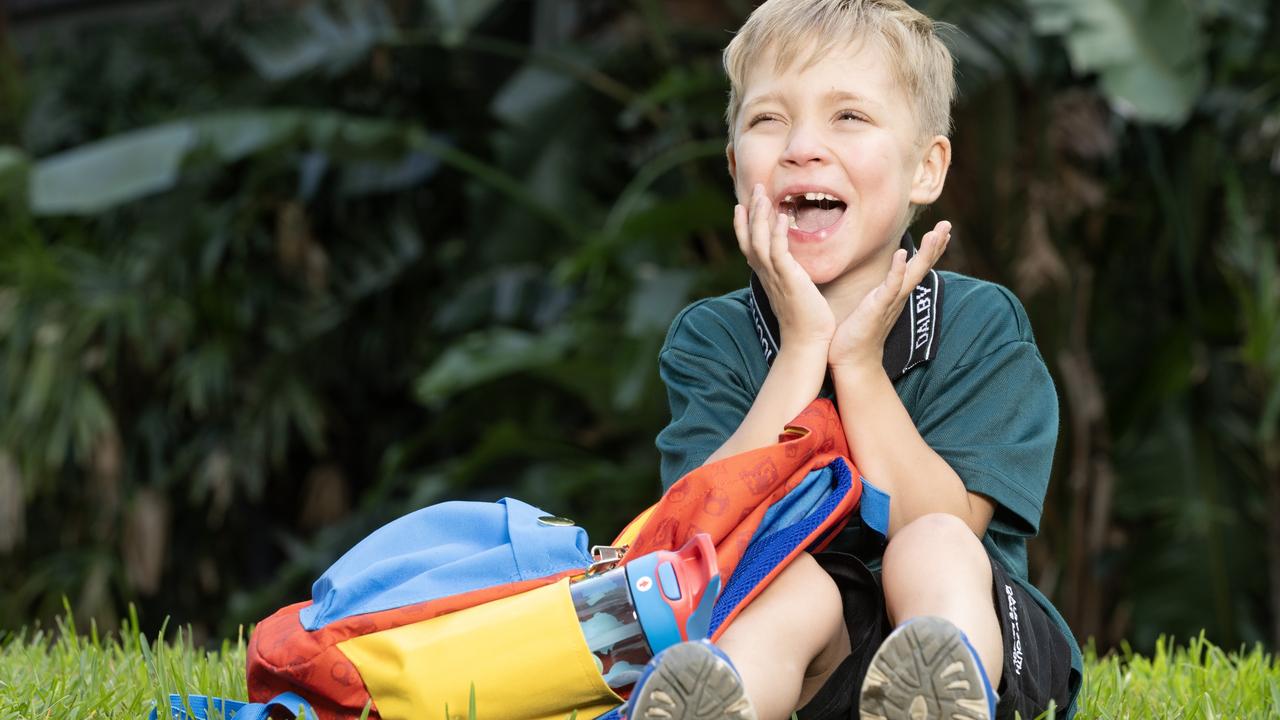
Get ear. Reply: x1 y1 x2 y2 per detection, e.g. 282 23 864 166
726 142 737 181
909 135 951 206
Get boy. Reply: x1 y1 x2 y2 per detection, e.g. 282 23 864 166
625 1 1082 719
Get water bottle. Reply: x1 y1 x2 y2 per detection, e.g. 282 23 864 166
570 533 720 691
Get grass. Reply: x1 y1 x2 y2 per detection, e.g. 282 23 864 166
1 606 1278 719
1080 633 1280 719
0 603 246 720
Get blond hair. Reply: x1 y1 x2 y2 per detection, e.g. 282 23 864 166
723 0 956 141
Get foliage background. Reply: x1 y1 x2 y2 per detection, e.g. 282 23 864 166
0 0 1277 657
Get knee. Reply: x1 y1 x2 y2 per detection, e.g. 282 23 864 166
771 553 844 635
778 553 841 611
883 513 988 575
890 509 977 556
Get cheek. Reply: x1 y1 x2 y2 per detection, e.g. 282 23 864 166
849 147 900 192
732 137 780 201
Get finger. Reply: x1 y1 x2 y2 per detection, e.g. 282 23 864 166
749 192 769 265
929 221 952 259
769 212 791 267
927 221 951 256
877 248 908 306
733 204 750 259
890 247 909 287
903 228 945 289
750 187 774 268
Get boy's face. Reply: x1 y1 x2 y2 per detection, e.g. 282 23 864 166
727 39 949 287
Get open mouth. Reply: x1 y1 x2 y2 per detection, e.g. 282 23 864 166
780 192 848 234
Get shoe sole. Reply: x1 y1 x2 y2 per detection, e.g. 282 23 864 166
859 616 993 720
629 642 756 720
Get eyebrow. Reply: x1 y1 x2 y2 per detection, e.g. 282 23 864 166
742 91 784 112
742 89 877 112
822 90 877 107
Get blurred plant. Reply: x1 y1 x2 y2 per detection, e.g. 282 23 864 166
0 0 1276 655
921 0 1280 649
0 0 739 638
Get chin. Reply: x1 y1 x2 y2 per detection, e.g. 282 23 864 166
794 255 846 286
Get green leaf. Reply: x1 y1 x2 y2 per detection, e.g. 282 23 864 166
1262 383 1280 447
1026 0 1206 124
0 146 29 200
331 212 426 302
625 268 695 336
70 384 114 465
30 124 196 215
235 0 394 81
195 111 307 162
425 0 502 47
196 110 421 162
28 111 426 215
618 62 720 129
490 65 576 126
337 151 440 196
602 139 726 239
414 327 574 405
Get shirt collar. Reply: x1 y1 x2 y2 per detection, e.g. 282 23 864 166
748 232 944 381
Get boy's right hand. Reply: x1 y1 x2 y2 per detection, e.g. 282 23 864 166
733 183 835 351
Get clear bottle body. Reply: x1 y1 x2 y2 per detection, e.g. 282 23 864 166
569 568 653 691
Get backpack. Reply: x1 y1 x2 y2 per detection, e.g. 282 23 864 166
159 399 880 720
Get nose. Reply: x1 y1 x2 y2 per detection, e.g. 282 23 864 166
779 122 830 167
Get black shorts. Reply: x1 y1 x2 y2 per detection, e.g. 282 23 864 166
796 552 1078 720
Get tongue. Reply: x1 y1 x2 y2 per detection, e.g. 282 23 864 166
795 205 843 233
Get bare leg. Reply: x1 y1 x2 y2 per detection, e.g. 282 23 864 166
880 513 1004 689
715 552 851 720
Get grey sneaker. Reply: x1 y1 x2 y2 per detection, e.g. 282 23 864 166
625 640 757 720
859 616 996 720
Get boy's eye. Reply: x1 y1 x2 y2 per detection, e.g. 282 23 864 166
748 113 780 127
836 110 866 122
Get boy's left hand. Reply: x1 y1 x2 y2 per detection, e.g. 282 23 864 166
829 221 952 372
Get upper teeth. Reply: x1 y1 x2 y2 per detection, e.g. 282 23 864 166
783 192 840 202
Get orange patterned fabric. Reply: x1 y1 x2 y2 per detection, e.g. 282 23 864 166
620 398 860 634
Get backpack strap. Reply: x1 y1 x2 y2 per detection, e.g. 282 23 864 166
707 456 859 638
149 692 316 720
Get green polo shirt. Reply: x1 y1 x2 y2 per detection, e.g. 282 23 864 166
655 270 1082 711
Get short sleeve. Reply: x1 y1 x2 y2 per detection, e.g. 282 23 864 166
913 339 1058 537
655 349 754 489
654 302 757 490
